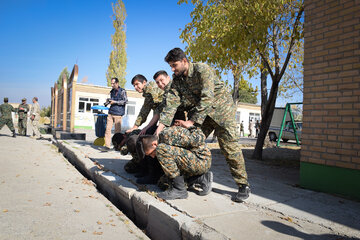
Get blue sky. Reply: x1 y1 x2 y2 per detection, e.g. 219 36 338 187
0 0 195 107
0 0 300 108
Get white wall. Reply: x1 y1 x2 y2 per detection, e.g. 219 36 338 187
74 90 152 132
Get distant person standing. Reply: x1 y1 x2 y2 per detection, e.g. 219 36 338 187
30 97 42 139
104 77 128 150
240 121 245 137
248 119 255 138
255 120 260 138
17 98 29 136
0 97 16 137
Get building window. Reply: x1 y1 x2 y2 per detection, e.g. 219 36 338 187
235 111 241 123
78 97 99 113
249 112 261 121
126 101 136 116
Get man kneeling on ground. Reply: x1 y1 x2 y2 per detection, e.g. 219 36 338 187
140 120 213 200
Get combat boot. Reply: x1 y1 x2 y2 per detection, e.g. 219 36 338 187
234 184 250 202
12 130 16 138
157 176 188 200
187 171 213 196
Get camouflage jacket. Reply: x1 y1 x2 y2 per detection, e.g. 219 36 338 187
17 103 29 119
159 126 211 160
30 102 41 120
0 103 15 119
135 81 164 127
159 62 235 127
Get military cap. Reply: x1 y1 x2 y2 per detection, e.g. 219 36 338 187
22 98 26 101
4 97 8 102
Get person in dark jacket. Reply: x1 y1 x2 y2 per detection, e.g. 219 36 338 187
104 77 128 149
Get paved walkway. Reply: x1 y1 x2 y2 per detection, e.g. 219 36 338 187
60 129 360 240
0 127 148 240
3 126 359 239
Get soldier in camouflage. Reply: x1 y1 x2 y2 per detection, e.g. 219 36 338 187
17 98 29 136
0 97 16 137
155 48 250 202
126 74 164 136
30 97 42 139
141 121 213 200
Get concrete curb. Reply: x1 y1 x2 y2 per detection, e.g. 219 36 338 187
54 139 229 240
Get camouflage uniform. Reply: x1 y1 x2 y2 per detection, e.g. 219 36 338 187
17 101 29 136
0 102 15 132
30 101 41 138
159 62 248 186
134 81 164 127
156 126 211 179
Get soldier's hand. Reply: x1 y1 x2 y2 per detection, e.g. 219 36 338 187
174 120 194 129
126 126 138 134
139 128 147 136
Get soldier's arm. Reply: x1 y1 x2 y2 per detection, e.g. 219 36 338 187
159 85 181 127
190 65 216 125
134 94 153 127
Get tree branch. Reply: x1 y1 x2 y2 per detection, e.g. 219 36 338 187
278 5 304 81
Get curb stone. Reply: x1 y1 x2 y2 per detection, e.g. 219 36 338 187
54 139 228 240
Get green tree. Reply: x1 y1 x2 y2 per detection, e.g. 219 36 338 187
237 79 258 104
57 67 70 89
40 106 51 117
179 0 304 160
106 0 127 87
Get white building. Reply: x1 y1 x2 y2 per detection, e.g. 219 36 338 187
72 83 152 131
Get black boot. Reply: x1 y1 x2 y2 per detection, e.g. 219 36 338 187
136 157 163 184
187 171 213 196
234 184 250 202
12 130 16 138
157 176 188 200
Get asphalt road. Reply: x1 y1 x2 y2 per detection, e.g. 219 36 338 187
0 128 148 240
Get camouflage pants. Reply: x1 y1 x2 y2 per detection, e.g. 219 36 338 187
18 118 27 135
156 143 211 179
201 116 249 186
0 118 15 131
31 119 41 137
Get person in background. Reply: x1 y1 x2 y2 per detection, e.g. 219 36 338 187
104 77 128 150
17 98 29 136
240 121 245 137
0 97 16 137
30 97 42 139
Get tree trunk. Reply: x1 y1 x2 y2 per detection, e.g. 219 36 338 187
232 73 240 103
252 76 280 160
260 61 268 118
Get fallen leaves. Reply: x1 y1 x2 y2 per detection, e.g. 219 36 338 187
93 231 103 235
97 221 102 225
280 216 293 223
3 209 8 213
81 178 94 186
74 209 80 213
43 202 52 206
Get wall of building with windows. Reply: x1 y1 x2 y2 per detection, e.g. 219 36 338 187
73 83 151 131
235 103 261 135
